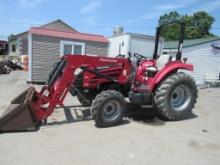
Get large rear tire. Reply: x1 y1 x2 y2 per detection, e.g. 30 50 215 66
154 72 198 120
91 90 126 128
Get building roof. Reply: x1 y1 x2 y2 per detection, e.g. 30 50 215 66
40 19 78 33
30 27 108 43
128 33 164 41
13 19 78 38
164 37 220 49
108 32 164 41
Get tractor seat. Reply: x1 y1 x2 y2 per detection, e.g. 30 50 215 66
156 54 172 70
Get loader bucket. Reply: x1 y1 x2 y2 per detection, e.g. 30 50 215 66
0 87 39 133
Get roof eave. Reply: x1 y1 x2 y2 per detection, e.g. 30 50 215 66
30 27 108 43
164 37 220 49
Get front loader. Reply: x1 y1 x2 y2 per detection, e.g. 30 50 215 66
0 55 133 132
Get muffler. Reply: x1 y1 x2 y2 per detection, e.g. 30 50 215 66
0 87 39 133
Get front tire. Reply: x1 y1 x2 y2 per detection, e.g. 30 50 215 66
91 90 126 128
154 72 198 120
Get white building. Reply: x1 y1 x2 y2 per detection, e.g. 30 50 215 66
163 37 220 84
108 27 164 58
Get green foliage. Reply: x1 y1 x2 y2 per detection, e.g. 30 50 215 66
159 11 215 40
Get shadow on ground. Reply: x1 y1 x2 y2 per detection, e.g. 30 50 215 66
0 103 198 134
46 106 92 126
125 103 166 126
125 103 197 126
47 102 198 127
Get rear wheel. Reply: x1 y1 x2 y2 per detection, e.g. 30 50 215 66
91 90 126 128
154 72 198 120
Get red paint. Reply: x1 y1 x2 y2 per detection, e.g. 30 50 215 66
30 55 132 121
29 54 194 121
134 60 193 92
30 27 108 43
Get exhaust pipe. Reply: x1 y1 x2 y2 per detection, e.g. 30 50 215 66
0 87 40 133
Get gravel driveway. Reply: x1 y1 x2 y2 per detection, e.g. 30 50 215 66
0 71 220 165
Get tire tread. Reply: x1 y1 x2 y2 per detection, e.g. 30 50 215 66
91 90 125 128
154 72 198 120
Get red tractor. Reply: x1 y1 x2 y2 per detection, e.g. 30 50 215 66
0 21 197 132
91 21 198 127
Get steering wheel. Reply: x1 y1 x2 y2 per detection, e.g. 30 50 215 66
133 53 147 66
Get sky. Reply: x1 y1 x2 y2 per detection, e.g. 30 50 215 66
0 0 220 40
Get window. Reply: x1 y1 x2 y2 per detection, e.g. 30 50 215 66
64 45 72 55
1 42 6 49
12 44 16 52
74 45 82 54
60 41 85 56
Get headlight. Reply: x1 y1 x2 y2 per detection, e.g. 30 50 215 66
74 68 83 76
122 69 127 76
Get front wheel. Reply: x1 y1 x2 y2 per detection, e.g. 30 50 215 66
154 72 198 120
91 90 126 128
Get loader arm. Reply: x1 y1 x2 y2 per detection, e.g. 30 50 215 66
0 55 132 132
32 55 131 121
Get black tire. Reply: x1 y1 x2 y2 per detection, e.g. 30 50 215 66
154 72 198 120
77 94 92 107
91 90 126 128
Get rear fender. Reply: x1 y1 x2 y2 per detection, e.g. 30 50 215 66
149 62 193 91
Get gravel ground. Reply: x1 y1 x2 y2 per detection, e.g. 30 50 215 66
0 71 220 165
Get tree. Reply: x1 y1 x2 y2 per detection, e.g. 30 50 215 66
159 11 183 40
158 11 215 40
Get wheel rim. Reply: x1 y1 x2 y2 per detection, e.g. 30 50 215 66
102 100 122 122
170 84 192 111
